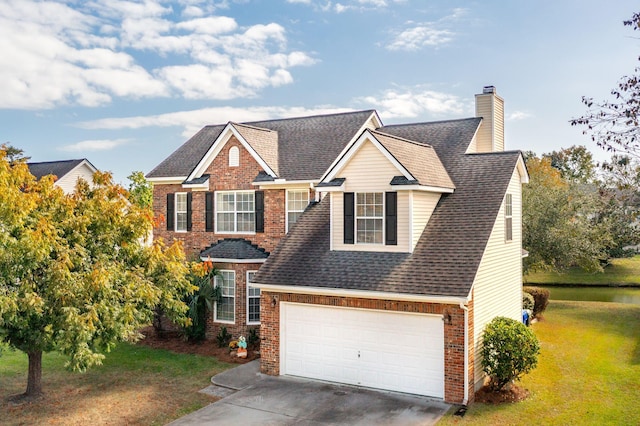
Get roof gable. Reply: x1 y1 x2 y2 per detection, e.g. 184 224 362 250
28 159 96 181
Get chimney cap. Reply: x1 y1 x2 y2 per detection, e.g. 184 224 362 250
482 85 496 94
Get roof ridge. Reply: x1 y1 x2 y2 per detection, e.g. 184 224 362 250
27 159 84 165
370 129 434 149
230 122 276 133
382 117 480 128
245 109 375 125
465 150 522 157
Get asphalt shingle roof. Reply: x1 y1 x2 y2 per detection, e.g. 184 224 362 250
253 117 524 298
147 110 376 181
27 159 85 180
200 238 269 260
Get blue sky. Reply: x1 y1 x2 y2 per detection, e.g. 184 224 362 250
1 0 638 183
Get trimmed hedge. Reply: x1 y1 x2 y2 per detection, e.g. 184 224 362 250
523 292 535 311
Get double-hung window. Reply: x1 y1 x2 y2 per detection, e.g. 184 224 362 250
214 270 235 323
505 193 513 242
286 190 309 232
356 192 383 244
175 193 188 232
216 191 255 233
246 271 260 324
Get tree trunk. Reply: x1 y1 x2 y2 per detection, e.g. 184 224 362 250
25 350 43 397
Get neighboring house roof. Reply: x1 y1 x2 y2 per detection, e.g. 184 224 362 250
27 159 95 180
147 110 378 181
200 238 270 262
253 118 524 298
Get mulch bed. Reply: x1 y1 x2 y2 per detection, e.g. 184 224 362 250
137 327 260 364
475 384 530 404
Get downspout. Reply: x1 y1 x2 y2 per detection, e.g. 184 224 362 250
460 301 470 406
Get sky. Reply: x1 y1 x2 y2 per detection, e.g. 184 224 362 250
1 0 639 184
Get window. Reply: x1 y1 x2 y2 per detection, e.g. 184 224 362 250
175 193 187 232
246 271 260 324
505 193 513 241
287 190 309 232
216 191 255 233
214 270 235 323
356 192 383 244
229 146 239 167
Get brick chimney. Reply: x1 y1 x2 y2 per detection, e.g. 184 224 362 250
474 86 504 152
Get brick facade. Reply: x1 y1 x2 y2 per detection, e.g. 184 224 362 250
260 291 474 404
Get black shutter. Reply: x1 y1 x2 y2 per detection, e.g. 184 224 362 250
205 192 214 232
255 191 264 233
186 192 193 231
344 192 354 244
385 192 397 245
166 193 174 231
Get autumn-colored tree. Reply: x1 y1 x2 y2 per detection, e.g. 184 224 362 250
523 156 612 272
0 148 194 401
127 170 153 208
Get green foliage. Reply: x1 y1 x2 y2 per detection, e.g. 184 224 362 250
522 292 535 312
523 286 550 318
0 148 194 396
216 327 232 348
247 327 259 347
545 145 596 183
127 171 153 208
183 262 220 342
481 317 540 391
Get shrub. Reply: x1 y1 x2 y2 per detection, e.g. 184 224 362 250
247 327 260 348
481 316 540 391
522 292 535 312
524 286 550 318
216 326 232 348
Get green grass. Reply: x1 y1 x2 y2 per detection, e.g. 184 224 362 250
0 342 232 425
438 301 640 425
524 255 640 285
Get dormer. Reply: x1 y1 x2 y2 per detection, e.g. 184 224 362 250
317 129 455 253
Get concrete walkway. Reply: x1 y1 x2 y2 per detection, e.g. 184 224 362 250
170 360 451 425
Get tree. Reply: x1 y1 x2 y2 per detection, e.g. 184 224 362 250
0 148 194 400
544 145 596 183
481 317 540 391
0 143 30 163
127 171 153 209
570 13 640 160
523 155 612 272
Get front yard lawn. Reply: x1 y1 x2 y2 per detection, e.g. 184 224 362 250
0 342 232 425
524 255 640 285
438 301 640 425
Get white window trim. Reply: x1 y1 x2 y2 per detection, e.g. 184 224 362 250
246 270 260 325
214 270 235 324
286 189 309 233
214 190 256 235
175 192 188 233
355 192 384 245
229 146 240 167
505 193 513 242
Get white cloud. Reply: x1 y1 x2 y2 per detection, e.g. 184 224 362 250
59 139 130 152
508 111 533 121
360 88 465 119
0 0 315 110
386 9 467 51
75 106 354 138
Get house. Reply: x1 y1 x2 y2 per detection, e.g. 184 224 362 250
147 86 528 405
27 159 98 194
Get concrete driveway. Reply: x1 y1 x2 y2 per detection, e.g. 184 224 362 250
169 361 450 425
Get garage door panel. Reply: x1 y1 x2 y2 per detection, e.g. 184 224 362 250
282 303 444 398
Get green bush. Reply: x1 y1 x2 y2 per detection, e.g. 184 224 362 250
247 327 260 348
522 292 535 312
216 326 232 348
524 286 550 318
481 316 540 391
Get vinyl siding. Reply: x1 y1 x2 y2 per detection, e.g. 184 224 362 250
56 163 95 194
331 141 409 253
471 166 524 389
411 191 441 250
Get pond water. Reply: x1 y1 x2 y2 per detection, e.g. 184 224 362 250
537 286 640 305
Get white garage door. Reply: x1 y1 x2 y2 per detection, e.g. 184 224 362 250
281 303 444 398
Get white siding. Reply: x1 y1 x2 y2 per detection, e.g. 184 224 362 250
472 167 524 389
56 163 95 194
331 141 409 253
411 191 441 250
